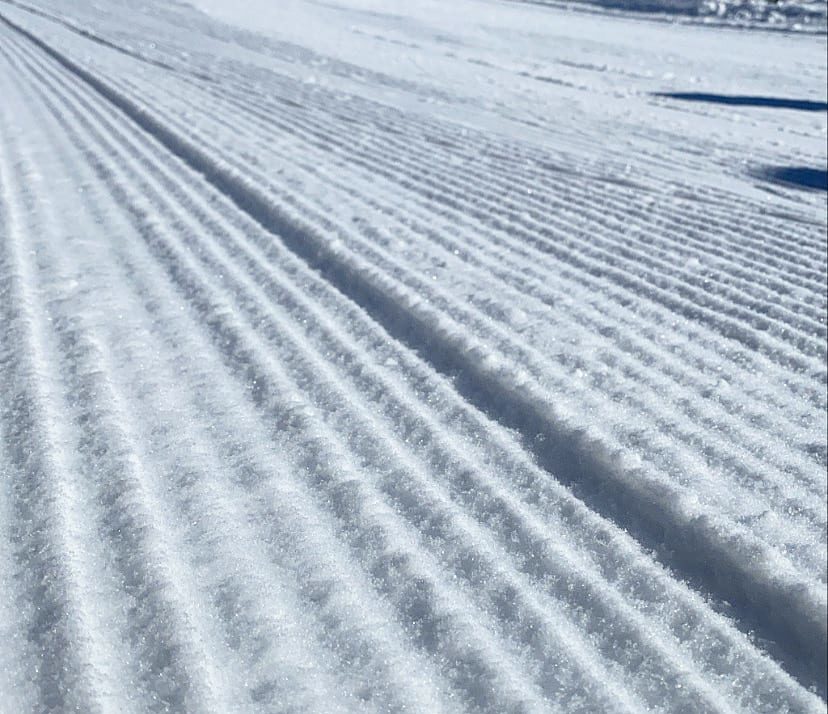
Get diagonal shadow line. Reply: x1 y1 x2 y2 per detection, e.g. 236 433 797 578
654 92 828 112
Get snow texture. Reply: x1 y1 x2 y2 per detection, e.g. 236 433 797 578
0 0 825 711
511 0 828 32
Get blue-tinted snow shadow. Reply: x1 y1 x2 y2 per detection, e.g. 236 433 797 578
653 92 828 112
756 166 828 192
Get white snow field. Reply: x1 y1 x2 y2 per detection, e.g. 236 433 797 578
0 0 826 711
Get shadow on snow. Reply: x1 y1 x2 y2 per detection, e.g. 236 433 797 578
653 92 828 112
756 166 828 192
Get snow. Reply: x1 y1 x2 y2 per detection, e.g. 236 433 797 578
0 0 825 711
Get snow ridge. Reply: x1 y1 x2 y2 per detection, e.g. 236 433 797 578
0 0 825 711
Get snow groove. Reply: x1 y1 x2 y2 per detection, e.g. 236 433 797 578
0 1 825 711
1 7 824 699
150 77 826 505
0 63 144 713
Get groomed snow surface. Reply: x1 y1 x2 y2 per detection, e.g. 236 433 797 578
0 0 826 711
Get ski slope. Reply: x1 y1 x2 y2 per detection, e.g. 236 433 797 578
0 0 825 711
